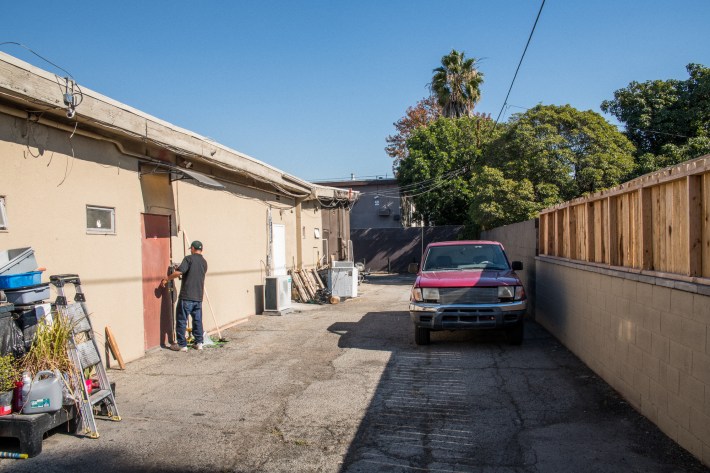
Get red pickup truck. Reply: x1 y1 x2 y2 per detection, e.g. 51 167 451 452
409 240 527 345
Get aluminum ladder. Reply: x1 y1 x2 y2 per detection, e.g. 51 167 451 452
50 274 121 439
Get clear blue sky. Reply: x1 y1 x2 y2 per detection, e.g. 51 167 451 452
2 1 709 182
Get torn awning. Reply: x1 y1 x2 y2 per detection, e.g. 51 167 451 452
140 162 225 190
170 168 225 190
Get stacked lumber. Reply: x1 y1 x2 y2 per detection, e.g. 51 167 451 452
289 269 327 303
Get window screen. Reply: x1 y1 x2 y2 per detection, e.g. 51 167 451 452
86 205 115 234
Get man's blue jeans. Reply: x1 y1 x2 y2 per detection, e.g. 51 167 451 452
176 299 203 347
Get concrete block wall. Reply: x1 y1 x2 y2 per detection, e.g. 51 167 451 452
536 257 710 466
481 219 538 317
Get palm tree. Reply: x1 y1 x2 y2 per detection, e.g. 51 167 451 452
431 49 484 118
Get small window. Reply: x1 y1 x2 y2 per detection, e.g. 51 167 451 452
0 197 7 230
314 228 320 239
86 205 115 234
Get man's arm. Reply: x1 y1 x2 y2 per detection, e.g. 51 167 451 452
161 270 182 288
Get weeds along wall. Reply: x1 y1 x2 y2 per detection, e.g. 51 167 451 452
536 154 710 466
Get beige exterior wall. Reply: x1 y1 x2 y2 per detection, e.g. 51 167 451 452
1 113 147 362
536 257 710 466
0 112 326 363
300 199 325 270
169 178 289 330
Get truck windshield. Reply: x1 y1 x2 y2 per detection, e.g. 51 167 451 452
423 244 509 271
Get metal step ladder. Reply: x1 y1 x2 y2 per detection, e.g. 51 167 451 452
49 274 121 439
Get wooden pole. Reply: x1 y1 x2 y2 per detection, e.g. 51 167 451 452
105 326 125 370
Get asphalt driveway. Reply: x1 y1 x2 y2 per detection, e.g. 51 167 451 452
0 274 706 472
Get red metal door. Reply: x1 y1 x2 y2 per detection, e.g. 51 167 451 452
141 214 172 350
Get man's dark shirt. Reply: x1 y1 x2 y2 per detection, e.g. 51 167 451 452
177 254 208 301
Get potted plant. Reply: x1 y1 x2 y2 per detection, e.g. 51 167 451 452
0 353 19 415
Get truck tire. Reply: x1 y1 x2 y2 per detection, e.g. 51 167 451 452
506 320 524 345
415 326 430 345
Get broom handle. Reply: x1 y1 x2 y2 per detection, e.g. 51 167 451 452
204 289 222 340
182 232 223 340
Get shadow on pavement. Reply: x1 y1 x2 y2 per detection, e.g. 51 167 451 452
360 273 416 286
327 311 709 472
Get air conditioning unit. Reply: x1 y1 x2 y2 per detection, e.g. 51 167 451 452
327 267 358 298
264 275 291 313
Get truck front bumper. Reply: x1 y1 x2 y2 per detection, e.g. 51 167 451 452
409 300 527 330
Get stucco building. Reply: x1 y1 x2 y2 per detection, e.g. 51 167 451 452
0 52 355 362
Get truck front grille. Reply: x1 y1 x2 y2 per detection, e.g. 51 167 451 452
439 287 498 304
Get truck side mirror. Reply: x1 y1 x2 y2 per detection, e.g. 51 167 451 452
408 263 420 274
511 261 523 271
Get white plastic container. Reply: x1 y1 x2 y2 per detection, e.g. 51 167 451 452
21 370 63 414
0 248 37 276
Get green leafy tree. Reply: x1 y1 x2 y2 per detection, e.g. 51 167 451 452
601 63 710 174
385 96 441 172
397 116 498 225
486 104 635 202
431 50 484 118
467 167 542 234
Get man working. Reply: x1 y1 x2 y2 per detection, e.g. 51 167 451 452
161 240 208 352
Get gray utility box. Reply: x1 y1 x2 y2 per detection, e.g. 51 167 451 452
327 266 358 298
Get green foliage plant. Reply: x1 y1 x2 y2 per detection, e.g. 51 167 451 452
21 312 73 375
0 354 19 392
466 166 544 235
486 104 635 202
601 63 710 175
397 115 500 226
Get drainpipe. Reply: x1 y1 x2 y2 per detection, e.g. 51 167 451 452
266 207 273 277
337 205 343 261
295 199 303 270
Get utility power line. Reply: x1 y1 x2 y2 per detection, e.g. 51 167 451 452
492 0 546 129
393 0 547 200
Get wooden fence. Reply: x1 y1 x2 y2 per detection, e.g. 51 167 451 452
539 154 710 282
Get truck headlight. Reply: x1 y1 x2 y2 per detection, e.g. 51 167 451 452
411 287 423 302
422 288 440 301
498 286 514 299
498 286 524 301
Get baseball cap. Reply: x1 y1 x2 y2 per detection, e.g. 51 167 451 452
191 240 203 250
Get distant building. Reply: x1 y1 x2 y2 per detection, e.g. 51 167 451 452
314 177 414 229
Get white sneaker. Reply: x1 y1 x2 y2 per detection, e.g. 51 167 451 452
195 343 203 350
170 344 187 352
